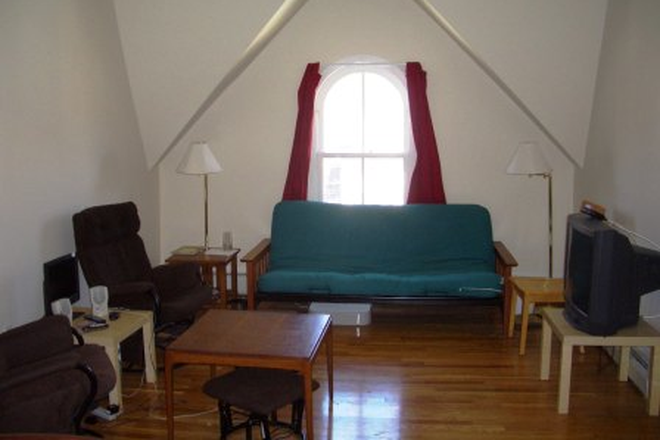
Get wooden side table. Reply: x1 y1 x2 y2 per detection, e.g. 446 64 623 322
540 307 660 415
166 248 240 308
507 276 564 355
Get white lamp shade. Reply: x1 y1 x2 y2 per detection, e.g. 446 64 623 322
506 141 552 175
177 142 222 175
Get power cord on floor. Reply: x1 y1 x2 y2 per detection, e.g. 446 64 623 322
150 407 217 420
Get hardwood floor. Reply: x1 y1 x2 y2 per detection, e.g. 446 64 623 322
89 304 660 439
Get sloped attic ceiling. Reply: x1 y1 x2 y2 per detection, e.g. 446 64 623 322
114 0 606 170
113 0 290 169
425 0 606 168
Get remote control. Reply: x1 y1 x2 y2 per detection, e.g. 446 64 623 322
82 322 109 332
84 314 107 324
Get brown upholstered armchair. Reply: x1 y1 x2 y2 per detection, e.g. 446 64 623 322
72 202 212 341
0 315 115 434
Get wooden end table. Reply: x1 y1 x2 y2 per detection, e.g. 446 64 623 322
507 276 564 355
74 309 157 411
164 309 333 440
166 248 240 307
540 307 660 415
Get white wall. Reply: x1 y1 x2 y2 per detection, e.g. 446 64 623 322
0 1 159 329
576 0 660 308
574 0 660 393
428 0 606 167
152 0 606 281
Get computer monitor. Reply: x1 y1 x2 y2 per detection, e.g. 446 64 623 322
43 253 81 316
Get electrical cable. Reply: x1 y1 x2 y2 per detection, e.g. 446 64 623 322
606 220 660 250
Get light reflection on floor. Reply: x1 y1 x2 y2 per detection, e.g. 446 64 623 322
319 376 402 439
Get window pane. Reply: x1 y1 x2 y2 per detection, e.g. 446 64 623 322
322 157 363 204
364 73 404 154
364 158 404 205
323 73 362 153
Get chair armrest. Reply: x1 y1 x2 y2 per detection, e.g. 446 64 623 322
72 327 85 346
0 359 98 434
0 316 73 370
107 281 160 315
0 351 81 393
241 239 271 310
153 262 203 290
494 241 518 333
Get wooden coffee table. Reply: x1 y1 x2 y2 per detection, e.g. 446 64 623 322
164 309 333 440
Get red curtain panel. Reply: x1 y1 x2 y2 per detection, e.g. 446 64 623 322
282 62 322 200
406 62 446 204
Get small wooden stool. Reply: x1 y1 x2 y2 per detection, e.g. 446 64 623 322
203 367 319 440
508 277 564 355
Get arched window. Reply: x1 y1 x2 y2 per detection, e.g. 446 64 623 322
309 61 414 205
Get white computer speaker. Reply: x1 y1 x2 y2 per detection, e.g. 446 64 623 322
90 285 109 318
51 298 73 323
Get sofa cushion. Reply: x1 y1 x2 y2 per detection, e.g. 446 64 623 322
269 201 495 274
259 269 501 298
261 201 501 299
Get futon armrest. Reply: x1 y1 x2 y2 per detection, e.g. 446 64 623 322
494 241 518 334
241 239 271 263
241 239 271 310
494 241 517 270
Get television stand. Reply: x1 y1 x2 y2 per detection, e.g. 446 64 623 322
540 307 660 415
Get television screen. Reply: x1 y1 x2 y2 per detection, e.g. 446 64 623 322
563 213 660 335
43 253 80 316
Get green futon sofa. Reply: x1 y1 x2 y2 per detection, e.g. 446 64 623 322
242 201 517 328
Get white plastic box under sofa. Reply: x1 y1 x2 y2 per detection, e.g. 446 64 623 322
308 302 372 326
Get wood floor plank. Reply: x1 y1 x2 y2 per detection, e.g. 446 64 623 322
89 304 660 439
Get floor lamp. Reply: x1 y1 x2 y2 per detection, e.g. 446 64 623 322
177 141 222 251
507 141 554 278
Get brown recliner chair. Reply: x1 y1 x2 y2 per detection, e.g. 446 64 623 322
72 202 212 355
0 315 115 434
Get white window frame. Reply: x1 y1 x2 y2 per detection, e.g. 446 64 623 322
308 58 415 205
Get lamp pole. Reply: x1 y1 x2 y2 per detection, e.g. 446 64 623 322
203 173 210 251
546 172 553 278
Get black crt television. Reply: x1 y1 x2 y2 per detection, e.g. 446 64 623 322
563 212 660 336
43 253 81 316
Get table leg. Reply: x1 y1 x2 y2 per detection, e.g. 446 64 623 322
519 297 530 355
558 342 574 414
230 256 238 302
142 319 157 384
202 264 213 287
104 342 122 408
508 288 518 338
540 317 552 380
648 346 660 416
303 366 315 440
327 324 334 402
165 354 174 440
618 347 631 382
218 264 228 308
